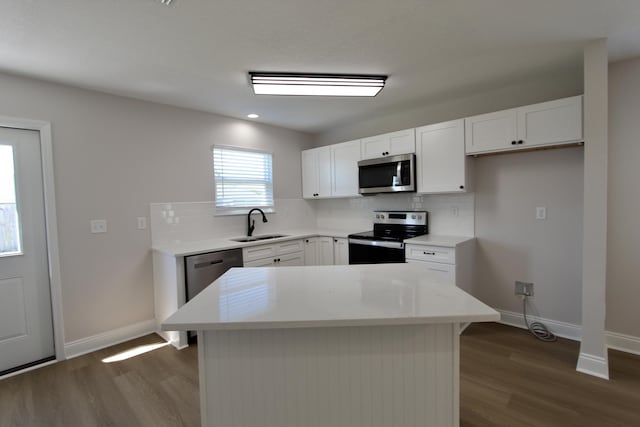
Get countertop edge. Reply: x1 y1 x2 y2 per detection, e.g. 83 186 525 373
162 312 500 331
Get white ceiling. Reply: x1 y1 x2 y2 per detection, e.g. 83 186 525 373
2 0 640 133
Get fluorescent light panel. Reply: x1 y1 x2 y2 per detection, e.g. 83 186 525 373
249 73 387 97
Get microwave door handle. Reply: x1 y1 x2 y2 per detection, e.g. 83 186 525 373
396 162 402 186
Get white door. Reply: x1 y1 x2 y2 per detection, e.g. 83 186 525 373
0 127 54 374
331 140 361 197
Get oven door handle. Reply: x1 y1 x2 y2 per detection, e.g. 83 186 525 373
348 238 405 249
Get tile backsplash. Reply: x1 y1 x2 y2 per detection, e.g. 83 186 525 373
150 193 474 245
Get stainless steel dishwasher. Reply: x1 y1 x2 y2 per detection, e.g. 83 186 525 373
185 248 243 302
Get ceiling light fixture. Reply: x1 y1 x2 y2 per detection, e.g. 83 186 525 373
247 113 259 119
249 72 387 97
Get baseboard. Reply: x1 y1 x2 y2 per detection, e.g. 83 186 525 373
577 352 610 380
64 319 157 359
606 331 640 356
496 309 582 341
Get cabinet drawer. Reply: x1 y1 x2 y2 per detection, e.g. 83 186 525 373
244 257 276 267
275 239 304 255
407 259 455 282
405 244 455 264
242 244 276 262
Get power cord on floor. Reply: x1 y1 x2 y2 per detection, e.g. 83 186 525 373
522 295 557 342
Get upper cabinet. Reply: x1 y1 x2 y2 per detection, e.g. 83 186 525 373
360 128 415 160
331 140 361 197
416 119 469 194
302 146 332 198
302 140 361 199
465 95 583 155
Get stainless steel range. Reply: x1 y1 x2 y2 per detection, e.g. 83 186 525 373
348 210 428 264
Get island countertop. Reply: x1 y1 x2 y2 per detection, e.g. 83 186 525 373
162 263 499 331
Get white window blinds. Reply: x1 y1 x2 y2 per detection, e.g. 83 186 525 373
213 146 274 213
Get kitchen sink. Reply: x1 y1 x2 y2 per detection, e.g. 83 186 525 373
230 234 289 243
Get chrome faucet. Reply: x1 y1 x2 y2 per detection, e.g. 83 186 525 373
247 208 268 236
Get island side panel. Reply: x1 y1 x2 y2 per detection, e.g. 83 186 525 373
152 250 188 349
199 323 459 427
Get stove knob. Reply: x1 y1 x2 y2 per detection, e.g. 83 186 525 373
380 215 385 219
375 214 380 219
418 215 422 219
411 215 416 219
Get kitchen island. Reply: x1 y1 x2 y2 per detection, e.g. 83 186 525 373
162 263 499 427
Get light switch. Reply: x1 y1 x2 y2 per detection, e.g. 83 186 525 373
536 207 547 220
137 217 147 230
90 219 107 233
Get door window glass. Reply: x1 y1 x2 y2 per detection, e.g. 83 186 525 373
0 145 21 256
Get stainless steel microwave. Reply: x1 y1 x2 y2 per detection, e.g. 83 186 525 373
358 153 416 194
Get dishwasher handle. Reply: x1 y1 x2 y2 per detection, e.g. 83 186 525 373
193 259 224 269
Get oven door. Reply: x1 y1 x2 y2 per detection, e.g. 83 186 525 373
348 238 405 264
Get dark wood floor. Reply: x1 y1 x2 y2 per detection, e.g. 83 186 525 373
1 323 639 426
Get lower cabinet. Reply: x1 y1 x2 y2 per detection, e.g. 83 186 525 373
333 237 349 265
304 237 334 266
405 240 474 293
243 239 305 267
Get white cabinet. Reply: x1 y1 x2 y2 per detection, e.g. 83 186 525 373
302 141 361 200
360 128 415 160
333 237 349 265
302 146 331 198
243 239 305 267
405 239 474 293
416 119 469 194
465 95 583 155
331 140 361 197
304 237 334 266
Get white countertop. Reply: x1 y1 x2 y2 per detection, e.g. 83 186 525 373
152 228 358 257
162 263 499 331
153 229 473 257
404 234 474 247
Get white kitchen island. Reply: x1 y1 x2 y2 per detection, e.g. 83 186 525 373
162 263 499 427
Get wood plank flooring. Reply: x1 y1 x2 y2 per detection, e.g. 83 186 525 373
1 323 639 426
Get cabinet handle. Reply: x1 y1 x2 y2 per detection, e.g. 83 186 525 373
518 140 524 144
334 239 337 243
511 140 516 145
423 251 436 255
459 185 464 190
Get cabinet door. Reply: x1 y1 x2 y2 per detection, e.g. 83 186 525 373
387 128 416 156
361 129 416 160
301 149 318 199
278 252 305 266
416 119 467 194
331 140 361 197
360 134 389 160
406 259 455 282
517 95 583 148
244 257 276 267
317 146 332 197
465 109 517 154
333 238 349 265
318 237 334 265
304 238 318 265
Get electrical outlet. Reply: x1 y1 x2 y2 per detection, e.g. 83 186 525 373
137 217 147 230
536 206 547 220
90 219 107 234
451 206 459 217
515 281 534 297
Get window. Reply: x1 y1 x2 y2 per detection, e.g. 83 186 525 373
213 146 274 215
0 144 21 256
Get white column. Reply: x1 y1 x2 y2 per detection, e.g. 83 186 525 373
577 39 609 379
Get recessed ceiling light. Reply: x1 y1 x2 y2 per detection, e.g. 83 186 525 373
249 72 387 97
247 113 259 119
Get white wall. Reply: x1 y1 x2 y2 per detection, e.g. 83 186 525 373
474 148 584 325
607 57 640 339
0 72 313 343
